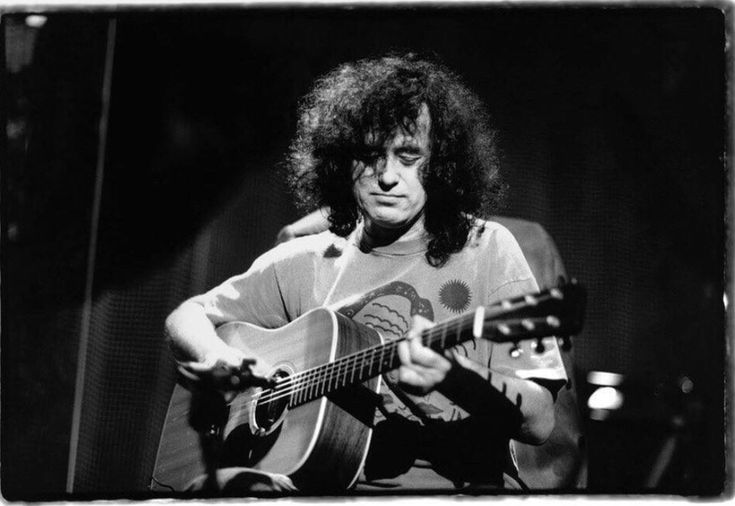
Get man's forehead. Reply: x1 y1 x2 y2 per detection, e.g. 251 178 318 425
393 107 431 147
363 104 431 148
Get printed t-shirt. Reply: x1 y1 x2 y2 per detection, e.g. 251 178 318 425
189 219 568 489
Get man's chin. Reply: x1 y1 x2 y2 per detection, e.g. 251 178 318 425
368 217 411 231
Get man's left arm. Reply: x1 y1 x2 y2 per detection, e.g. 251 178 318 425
396 316 557 445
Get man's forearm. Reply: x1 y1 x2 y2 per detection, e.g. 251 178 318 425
437 356 555 445
165 301 230 363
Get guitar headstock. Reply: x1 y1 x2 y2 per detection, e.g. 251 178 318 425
483 279 587 349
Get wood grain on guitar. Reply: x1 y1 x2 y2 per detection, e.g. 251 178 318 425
150 281 586 494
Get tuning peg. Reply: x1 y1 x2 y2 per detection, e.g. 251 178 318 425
550 288 563 300
521 319 535 331
524 294 539 306
546 316 560 328
559 336 572 351
532 338 546 353
509 344 523 358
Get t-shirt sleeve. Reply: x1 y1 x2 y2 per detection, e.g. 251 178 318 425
486 225 568 394
186 246 292 330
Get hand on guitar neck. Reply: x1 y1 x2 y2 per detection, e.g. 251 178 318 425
395 315 452 395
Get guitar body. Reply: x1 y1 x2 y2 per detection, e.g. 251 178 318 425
151 308 383 493
150 281 586 494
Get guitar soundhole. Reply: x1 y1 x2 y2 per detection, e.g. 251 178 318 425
252 368 290 434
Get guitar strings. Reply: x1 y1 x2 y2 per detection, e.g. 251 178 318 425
246 298 559 409
227 290 565 423
246 314 554 409
243 304 554 410
259 296 546 405
252 311 474 406
234 316 464 410
248 289 564 410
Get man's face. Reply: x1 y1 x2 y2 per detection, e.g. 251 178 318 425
352 104 431 236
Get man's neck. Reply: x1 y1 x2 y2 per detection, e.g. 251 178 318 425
359 213 426 251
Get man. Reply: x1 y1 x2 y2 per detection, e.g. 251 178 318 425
166 53 567 492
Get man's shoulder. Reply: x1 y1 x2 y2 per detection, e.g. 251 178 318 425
466 217 519 248
464 217 534 275
266 230 349 264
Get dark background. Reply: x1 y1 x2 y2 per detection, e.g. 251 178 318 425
2 6 729 500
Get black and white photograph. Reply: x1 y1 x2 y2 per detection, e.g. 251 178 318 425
1 1 731 501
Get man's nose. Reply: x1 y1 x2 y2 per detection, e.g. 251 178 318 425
375 157 399 189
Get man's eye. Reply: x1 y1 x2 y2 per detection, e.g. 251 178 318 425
398 155 421 164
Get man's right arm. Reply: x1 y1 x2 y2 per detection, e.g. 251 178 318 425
164 300 298 492
165 300 248 369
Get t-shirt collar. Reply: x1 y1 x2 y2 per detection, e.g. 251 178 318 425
349 220 429 256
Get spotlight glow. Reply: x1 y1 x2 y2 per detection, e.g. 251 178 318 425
25 15 47 28
588 386 624 411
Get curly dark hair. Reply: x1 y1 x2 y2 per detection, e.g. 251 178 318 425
288 52 505 267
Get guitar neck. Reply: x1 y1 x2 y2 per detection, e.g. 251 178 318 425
259 282 584 409
272 313 477 409
271 305 538 408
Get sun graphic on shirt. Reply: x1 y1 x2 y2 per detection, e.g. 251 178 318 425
438 279 472 314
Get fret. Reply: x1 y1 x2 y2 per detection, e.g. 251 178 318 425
331 360 340 391
309 369 318 402
331 359 340 391
311 370 320 402
440 320 448 351
340 357 349 388
326 363 334 394
369 346 378 378
350 352 356 385
306 369 314 403
299 373 308 405
359 348 367 384
291 378 306 405
324 363 332 394
341 356 350 387
312 369 318 399
330 361 337 392
292 377 301 406
316 366 326 400
323 364 332 396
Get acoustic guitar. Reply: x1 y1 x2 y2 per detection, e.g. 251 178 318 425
150 281 585 493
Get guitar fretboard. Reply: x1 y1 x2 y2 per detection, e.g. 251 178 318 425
291 313 473 407
251 286 570 410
